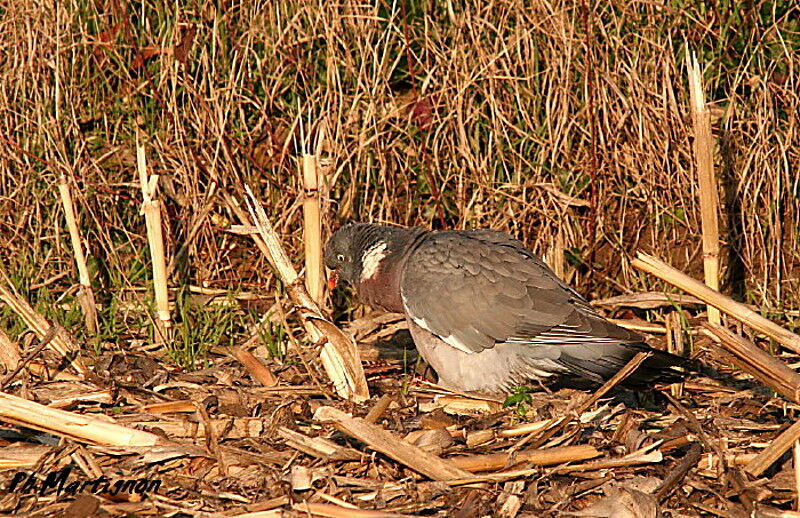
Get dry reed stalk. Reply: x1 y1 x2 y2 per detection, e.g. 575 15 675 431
757 507 800 518
242 185 369 402
228 510 284 518
302 154 324 305
592 292 704 310
314 406 473 481
795 441 800 511
125 416 267 439
136 134 171 342
702 323 800 404
696 452 757 471
449 445 663 485
0 391 163 447
745 419 800 478
552 444 663 474
632 252 800 354
499 418 557 438
610 318 667 334
57 175 98 334
687 52 721 325
666 312 685 397
0 284 88 375
449 444 600 472
547 227 565 281
0 445 50 469
47 390 114 409
364 393 394 424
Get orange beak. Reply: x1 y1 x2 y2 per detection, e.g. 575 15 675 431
327 269 339 291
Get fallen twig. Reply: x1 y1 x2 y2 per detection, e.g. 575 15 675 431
655 442 703 502
314 406 473 481
449 444 600 472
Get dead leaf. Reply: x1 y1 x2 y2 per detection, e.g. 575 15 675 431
405 429 454 455
175 25 197 65
411 96 434 129
132 46 169 69
93 23 122 63
566 486 661 518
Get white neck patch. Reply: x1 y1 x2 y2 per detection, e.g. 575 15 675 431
360 242 388 281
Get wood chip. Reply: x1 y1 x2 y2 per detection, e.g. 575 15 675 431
277 426 362 461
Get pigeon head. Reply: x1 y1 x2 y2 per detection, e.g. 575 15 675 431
324 223 425 301
325 224 391 287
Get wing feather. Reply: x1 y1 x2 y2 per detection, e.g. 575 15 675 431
400 230 634 354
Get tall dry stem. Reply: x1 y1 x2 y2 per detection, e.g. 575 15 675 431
302 154 324 305
687 52 721 325
57 175 98 335
136 133 172 342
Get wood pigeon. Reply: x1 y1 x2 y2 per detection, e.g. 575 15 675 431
325 223 686 395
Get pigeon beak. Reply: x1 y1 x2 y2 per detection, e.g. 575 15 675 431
327 269 339 291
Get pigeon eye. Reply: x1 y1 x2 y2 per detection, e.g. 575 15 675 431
336 254 345 262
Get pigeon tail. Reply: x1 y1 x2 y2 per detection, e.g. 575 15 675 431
555 342 688 388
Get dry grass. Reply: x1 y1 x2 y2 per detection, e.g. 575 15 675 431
0 0 797 314
0 0 799 515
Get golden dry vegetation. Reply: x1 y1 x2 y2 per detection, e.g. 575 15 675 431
0 0 799 516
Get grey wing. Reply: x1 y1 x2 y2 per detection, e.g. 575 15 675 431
399 230 641 354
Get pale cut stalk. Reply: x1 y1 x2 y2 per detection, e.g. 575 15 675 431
632 252 800 354
0 391 161 447
57 175 98 334
302 154 324 305
276 426 362 461
0 285 88 375
242 185 369 402
687 52 721 325
136 134 171 341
